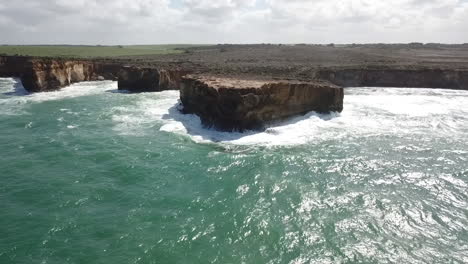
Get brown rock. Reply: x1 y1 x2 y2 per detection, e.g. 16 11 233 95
21 60 98 92
180 75 344 131
0 56 121 92
117 66 188 92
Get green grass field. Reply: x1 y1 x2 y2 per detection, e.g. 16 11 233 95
0 45 199 58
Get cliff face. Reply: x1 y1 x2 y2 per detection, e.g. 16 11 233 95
22 60 98 92
1 56 189 93
180 75 344 131
0 56 30 77
0 56 122 92
3 55 468 93
315 68 468 89
4 55 468 133
117 66 188 92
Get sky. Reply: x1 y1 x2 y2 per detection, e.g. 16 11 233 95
0 0 467 44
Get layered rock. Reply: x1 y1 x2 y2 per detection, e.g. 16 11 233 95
180 75 344 131
3 55 468 93
0 56 121 92
1 56 188 93
117 66 188 92
22 60 99 92
0 56 31 77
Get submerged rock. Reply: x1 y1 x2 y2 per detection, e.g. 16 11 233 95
180 75 344 131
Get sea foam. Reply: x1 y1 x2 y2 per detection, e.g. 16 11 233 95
0 78 116 115
111 87 468 147
2 78 467 147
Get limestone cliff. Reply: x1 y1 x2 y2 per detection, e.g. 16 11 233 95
2 55 468 93
0 56 30 77
117 66 188 92
0 56 121 92
22 60 99 92
180 75 344 131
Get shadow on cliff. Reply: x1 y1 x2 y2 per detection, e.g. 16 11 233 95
160 101 340 143
1 78 29 96
160 103 253 142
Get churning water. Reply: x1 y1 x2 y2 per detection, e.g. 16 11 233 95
1 78 467 263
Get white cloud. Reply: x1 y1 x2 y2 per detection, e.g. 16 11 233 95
0 0 467 44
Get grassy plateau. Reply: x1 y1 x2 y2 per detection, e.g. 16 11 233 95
0 45 198 58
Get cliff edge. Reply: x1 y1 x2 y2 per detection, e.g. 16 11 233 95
180 75 344 131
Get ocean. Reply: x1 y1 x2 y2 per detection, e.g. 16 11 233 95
1 77 467 263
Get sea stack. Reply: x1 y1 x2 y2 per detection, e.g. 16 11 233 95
180 75 344 131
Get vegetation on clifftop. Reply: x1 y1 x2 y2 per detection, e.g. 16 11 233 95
0 45 201 58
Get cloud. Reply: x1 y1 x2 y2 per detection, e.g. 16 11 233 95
0 0 467 44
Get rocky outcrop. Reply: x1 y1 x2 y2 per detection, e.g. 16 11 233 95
0 56 188 93
3 55 468 93
117 66 188 92
0 56 121 92
22 60 99 92
180 75 344 131
315 67 468 89
0 56 31 77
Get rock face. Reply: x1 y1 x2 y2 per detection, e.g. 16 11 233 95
117 66 187 92
22 60 98 92
1 56 188 93
180 75 344 131
0 56 30 77
3 55 468 93
0 56 120 92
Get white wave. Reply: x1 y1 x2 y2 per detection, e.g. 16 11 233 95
0 78 29 115
3 77 466 147
0 78 116 115
19 81 116 103
0 77 28 95
111 87 468 146
1 78 115 102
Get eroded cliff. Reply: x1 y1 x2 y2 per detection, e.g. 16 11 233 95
0 56 121 92
180 75 344 131
2 54 468 132
23 60 99 92
117 66 188 92
2 55 468 93
0 56 189 93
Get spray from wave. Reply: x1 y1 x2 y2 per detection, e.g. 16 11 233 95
111 87 468 146
2 78 467 146
0 78 117 114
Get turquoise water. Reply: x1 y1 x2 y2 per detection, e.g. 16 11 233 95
1 78 467 264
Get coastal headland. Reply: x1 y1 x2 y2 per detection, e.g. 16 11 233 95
1 44 468 130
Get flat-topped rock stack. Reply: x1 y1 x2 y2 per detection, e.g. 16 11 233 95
180 75 344 131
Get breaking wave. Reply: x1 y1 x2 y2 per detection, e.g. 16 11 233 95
2 78 467 147
111 87 468 146
0 78 116 115
1 78 468 263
